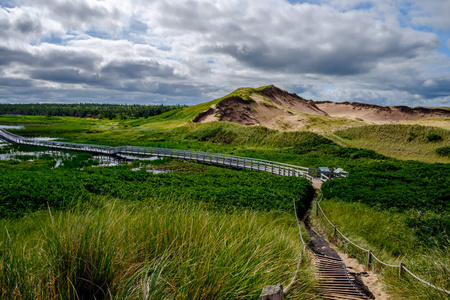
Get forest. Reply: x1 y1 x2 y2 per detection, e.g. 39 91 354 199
0 103 183 119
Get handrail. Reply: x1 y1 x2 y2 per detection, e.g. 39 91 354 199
0 128 314 181
316 192 450 295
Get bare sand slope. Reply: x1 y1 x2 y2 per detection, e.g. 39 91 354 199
193 85 450 130
193 86 330 130
315 101 450 124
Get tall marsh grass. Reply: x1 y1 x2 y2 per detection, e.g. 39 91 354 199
0 199 317 299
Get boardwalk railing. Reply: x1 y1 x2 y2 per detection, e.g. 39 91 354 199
315 192 450 296
0 128 315 181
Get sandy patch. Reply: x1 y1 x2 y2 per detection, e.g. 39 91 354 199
316 102 450 124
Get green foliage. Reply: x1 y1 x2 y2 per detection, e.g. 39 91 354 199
316 200 450 299
435 145 450 157
335 148 387 160
322 160 450 248
0 158 314 219
426 133 442 142
322 161 449 212
291 134 336 154
0 103 183 119
407 131 417 142
406 214 450 248
185 122 337 152
335 124 450 163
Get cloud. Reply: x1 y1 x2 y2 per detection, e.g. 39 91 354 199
0 0 449 107
408 0 450 31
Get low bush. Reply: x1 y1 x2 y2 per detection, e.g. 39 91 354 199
0 158 314 219
321 161 450 248
427 133 442 142
435 145 450 157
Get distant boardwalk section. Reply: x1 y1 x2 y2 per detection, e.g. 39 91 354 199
0 128 348 182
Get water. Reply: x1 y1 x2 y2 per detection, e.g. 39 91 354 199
0 125 25 130
0 143 125 168
0 134 167 170
0 150 71 161
131 167 171 174
117 154 160 161
29 137 60 141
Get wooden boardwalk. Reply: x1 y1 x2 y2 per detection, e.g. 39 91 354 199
308 228 373 300
0 128 314 181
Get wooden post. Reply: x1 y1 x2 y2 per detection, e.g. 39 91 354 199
260 283 283 300
399 262 403 277
366 250 372 270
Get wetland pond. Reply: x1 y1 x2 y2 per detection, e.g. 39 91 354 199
0 125 170 173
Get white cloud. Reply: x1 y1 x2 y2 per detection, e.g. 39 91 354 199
408 0 450 31
0 0 449 106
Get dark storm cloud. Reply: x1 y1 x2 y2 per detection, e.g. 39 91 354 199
185 4 440 76
415 79 450 98
0 45 101 71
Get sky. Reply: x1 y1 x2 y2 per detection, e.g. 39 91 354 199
0 0 450 107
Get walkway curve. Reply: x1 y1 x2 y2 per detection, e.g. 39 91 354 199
0 128 315 181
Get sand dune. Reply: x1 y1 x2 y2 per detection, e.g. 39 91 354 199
315 101 450 124
193 86 450 130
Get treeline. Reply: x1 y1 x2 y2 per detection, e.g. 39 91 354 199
0 103 184 119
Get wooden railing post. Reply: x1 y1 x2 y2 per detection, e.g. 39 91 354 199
366 250 372 270
399 262 403 277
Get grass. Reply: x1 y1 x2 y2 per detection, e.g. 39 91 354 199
0 198 317 299
333 124 450 163
314 199 449 299
0 153 317 298
1 115 391 170
2 112 449 298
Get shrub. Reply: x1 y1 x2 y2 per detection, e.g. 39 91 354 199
435 146 450 157
407 132 417 142
426 133 442 142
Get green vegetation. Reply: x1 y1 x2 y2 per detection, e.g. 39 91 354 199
315 200 449 300
0 199 316 299
319 160 450 299
436 145 450 157
0 155 314 219
334 124 450 163
0 103 182 119
0 153 316 299
427 133 443 142
2 103 449 299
